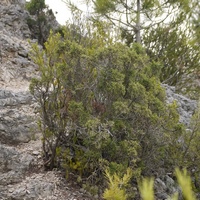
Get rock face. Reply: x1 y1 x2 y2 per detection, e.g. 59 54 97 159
0 90 36 144
0 0 30 38
0 1 92 200
0 0 197 199
155 175 182 200
163 84 197 127
0 145 34 186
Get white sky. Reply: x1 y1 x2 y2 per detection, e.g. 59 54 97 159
45 0 173 27
45 0 71 25
25 0 89 25
45 0 88 25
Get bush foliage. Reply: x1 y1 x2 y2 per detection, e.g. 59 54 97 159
29 21 200 197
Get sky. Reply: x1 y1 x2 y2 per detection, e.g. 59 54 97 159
45 0 89 25
45 0 172 27
45 0 71 25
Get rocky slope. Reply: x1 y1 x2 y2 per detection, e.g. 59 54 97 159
0 0 197 199
163 84 197 126
0 0 92 199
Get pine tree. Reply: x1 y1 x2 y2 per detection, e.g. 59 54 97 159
26 0 55 46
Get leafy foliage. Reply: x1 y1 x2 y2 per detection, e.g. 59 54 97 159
90 0 190 44
139 177 154 200
26 0 46 15
30 21 190 196
143 25 200 87
175 168 196 200
179 100 200 190
26 0 200 198
71 0 200 93
95 0 116 14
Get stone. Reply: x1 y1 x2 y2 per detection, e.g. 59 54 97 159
10 179 55 199
155 178 167 192
154 175 182 200
156 192 170 200
163 84 197 127
32 151 40 156
0 145 34 185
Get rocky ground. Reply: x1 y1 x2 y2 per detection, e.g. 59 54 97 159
0 0 197 199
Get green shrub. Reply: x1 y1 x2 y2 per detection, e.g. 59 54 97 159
30 23 187 195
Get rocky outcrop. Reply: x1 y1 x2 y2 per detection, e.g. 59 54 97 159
155 175 182 200
0 0 38 143
0 90 37 144
163 84 197 127
0 145 34 186
0 1 92 199
0 0 30 38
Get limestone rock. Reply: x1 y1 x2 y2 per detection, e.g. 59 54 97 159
0 1 92 199
0 144 34 185
0 2 30 38
0 90 38 144
0 0 26 6
163 84 197 126
155 175 182 200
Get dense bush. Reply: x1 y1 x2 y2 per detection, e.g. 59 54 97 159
29 24 192 196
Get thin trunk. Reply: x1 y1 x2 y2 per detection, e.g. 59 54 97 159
0 47 2 63
136 0 141 43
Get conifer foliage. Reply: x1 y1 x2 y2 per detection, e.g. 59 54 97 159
26 0 55 46
30 22 186 191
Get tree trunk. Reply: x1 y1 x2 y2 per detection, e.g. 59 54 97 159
136 0 141 43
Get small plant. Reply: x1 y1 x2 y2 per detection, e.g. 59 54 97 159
175 168 196 200
103 168 196 200
103 168 132 200
139 177 154 200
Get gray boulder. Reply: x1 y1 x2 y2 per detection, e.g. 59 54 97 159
155 175 182 200
0 90 37 144
0 144 34 185
163 84 197 126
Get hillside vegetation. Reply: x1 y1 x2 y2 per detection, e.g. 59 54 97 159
27 0 200 199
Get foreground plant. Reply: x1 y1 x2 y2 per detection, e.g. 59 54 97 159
103 168 132 200
103 168 196 200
